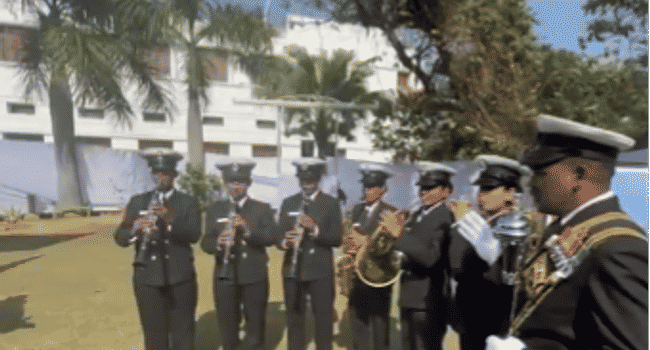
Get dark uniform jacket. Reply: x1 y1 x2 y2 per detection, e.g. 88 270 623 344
448 210 515 336
278 191 343 280
115 190 201 286
518 196 648 350
395 203 454 310
200 198 278 284
348 200 397 311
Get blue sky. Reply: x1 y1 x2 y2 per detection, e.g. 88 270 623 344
526 0 603 55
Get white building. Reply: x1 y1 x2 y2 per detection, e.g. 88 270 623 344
0 8 422 175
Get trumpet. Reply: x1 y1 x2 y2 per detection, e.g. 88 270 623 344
286 199 307 279
217 205 241 281
133 191 163 267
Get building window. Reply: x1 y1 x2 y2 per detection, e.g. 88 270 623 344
0 25 29 62
143 112 166 122
3 132 43 142
203 116 224 126
78 108 104 119
201 49 228 82
138 139 173 150
301 140 315 157
252 144 278 158
7 102 35 114
140 46 170 76
76 137 111 148
204 142 229 155
256 120 276 129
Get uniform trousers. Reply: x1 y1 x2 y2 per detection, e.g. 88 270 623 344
349 281 391 350
400 308 445 350
215 279 269 350
284 277 334 350
134 278 197 350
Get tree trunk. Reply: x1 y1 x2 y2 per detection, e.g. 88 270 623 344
49 75 84 211
187 84 204 171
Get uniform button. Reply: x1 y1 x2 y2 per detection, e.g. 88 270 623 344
242 252 247 258
151 255 157 261
241 241 247 246
164 239 170 245
164 254 170 259
151 240 157 246
309 248 315 254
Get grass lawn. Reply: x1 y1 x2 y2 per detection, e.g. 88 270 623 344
0 215 459 349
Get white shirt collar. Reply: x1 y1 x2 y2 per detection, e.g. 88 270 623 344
560 191 615 225
156 188 174 200
422 202 443 216
303 190 320 202
231 195 248 209
365 200 381 216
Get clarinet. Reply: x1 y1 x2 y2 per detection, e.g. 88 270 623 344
218 204 241 281
133 191 163 267
286 198 308 279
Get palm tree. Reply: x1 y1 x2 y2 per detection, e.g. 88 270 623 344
141 0 276 171
263 45 390 158
15 0 169 210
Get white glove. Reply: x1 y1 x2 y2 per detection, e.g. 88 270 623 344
485 335 526 350
456 210 502 265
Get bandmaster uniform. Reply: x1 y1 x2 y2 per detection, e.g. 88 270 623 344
394 162 455 350
115 148 201 350
487 115 648 350
200 162 278 350
278 158 343 350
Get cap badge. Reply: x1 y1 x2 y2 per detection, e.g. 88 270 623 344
232 163 239 172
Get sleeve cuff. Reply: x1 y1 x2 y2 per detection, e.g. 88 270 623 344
310 226 320 238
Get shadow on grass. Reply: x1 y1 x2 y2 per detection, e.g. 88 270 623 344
0 255 42 274
195 301 288 350
0 234 86 252
0 295 36 334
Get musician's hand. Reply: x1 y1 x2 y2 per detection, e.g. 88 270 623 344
231 215 248 231
343 229 369 253
218 230 235 247
298 215 317 230
449 199 472 220
152 202 174 223
132 217 156 236
381 211 405 238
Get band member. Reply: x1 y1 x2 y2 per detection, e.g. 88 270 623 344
391 162 456 350
114 148 200 350
200 162 278 350
278 158 343 350
487 115 648 349
447 155 531 350
345 163 396 350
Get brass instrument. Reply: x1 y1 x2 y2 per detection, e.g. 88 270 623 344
133 191 163 267
217 205 241 281
286 199 307 279
353 209 407 288
336 221 367 296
